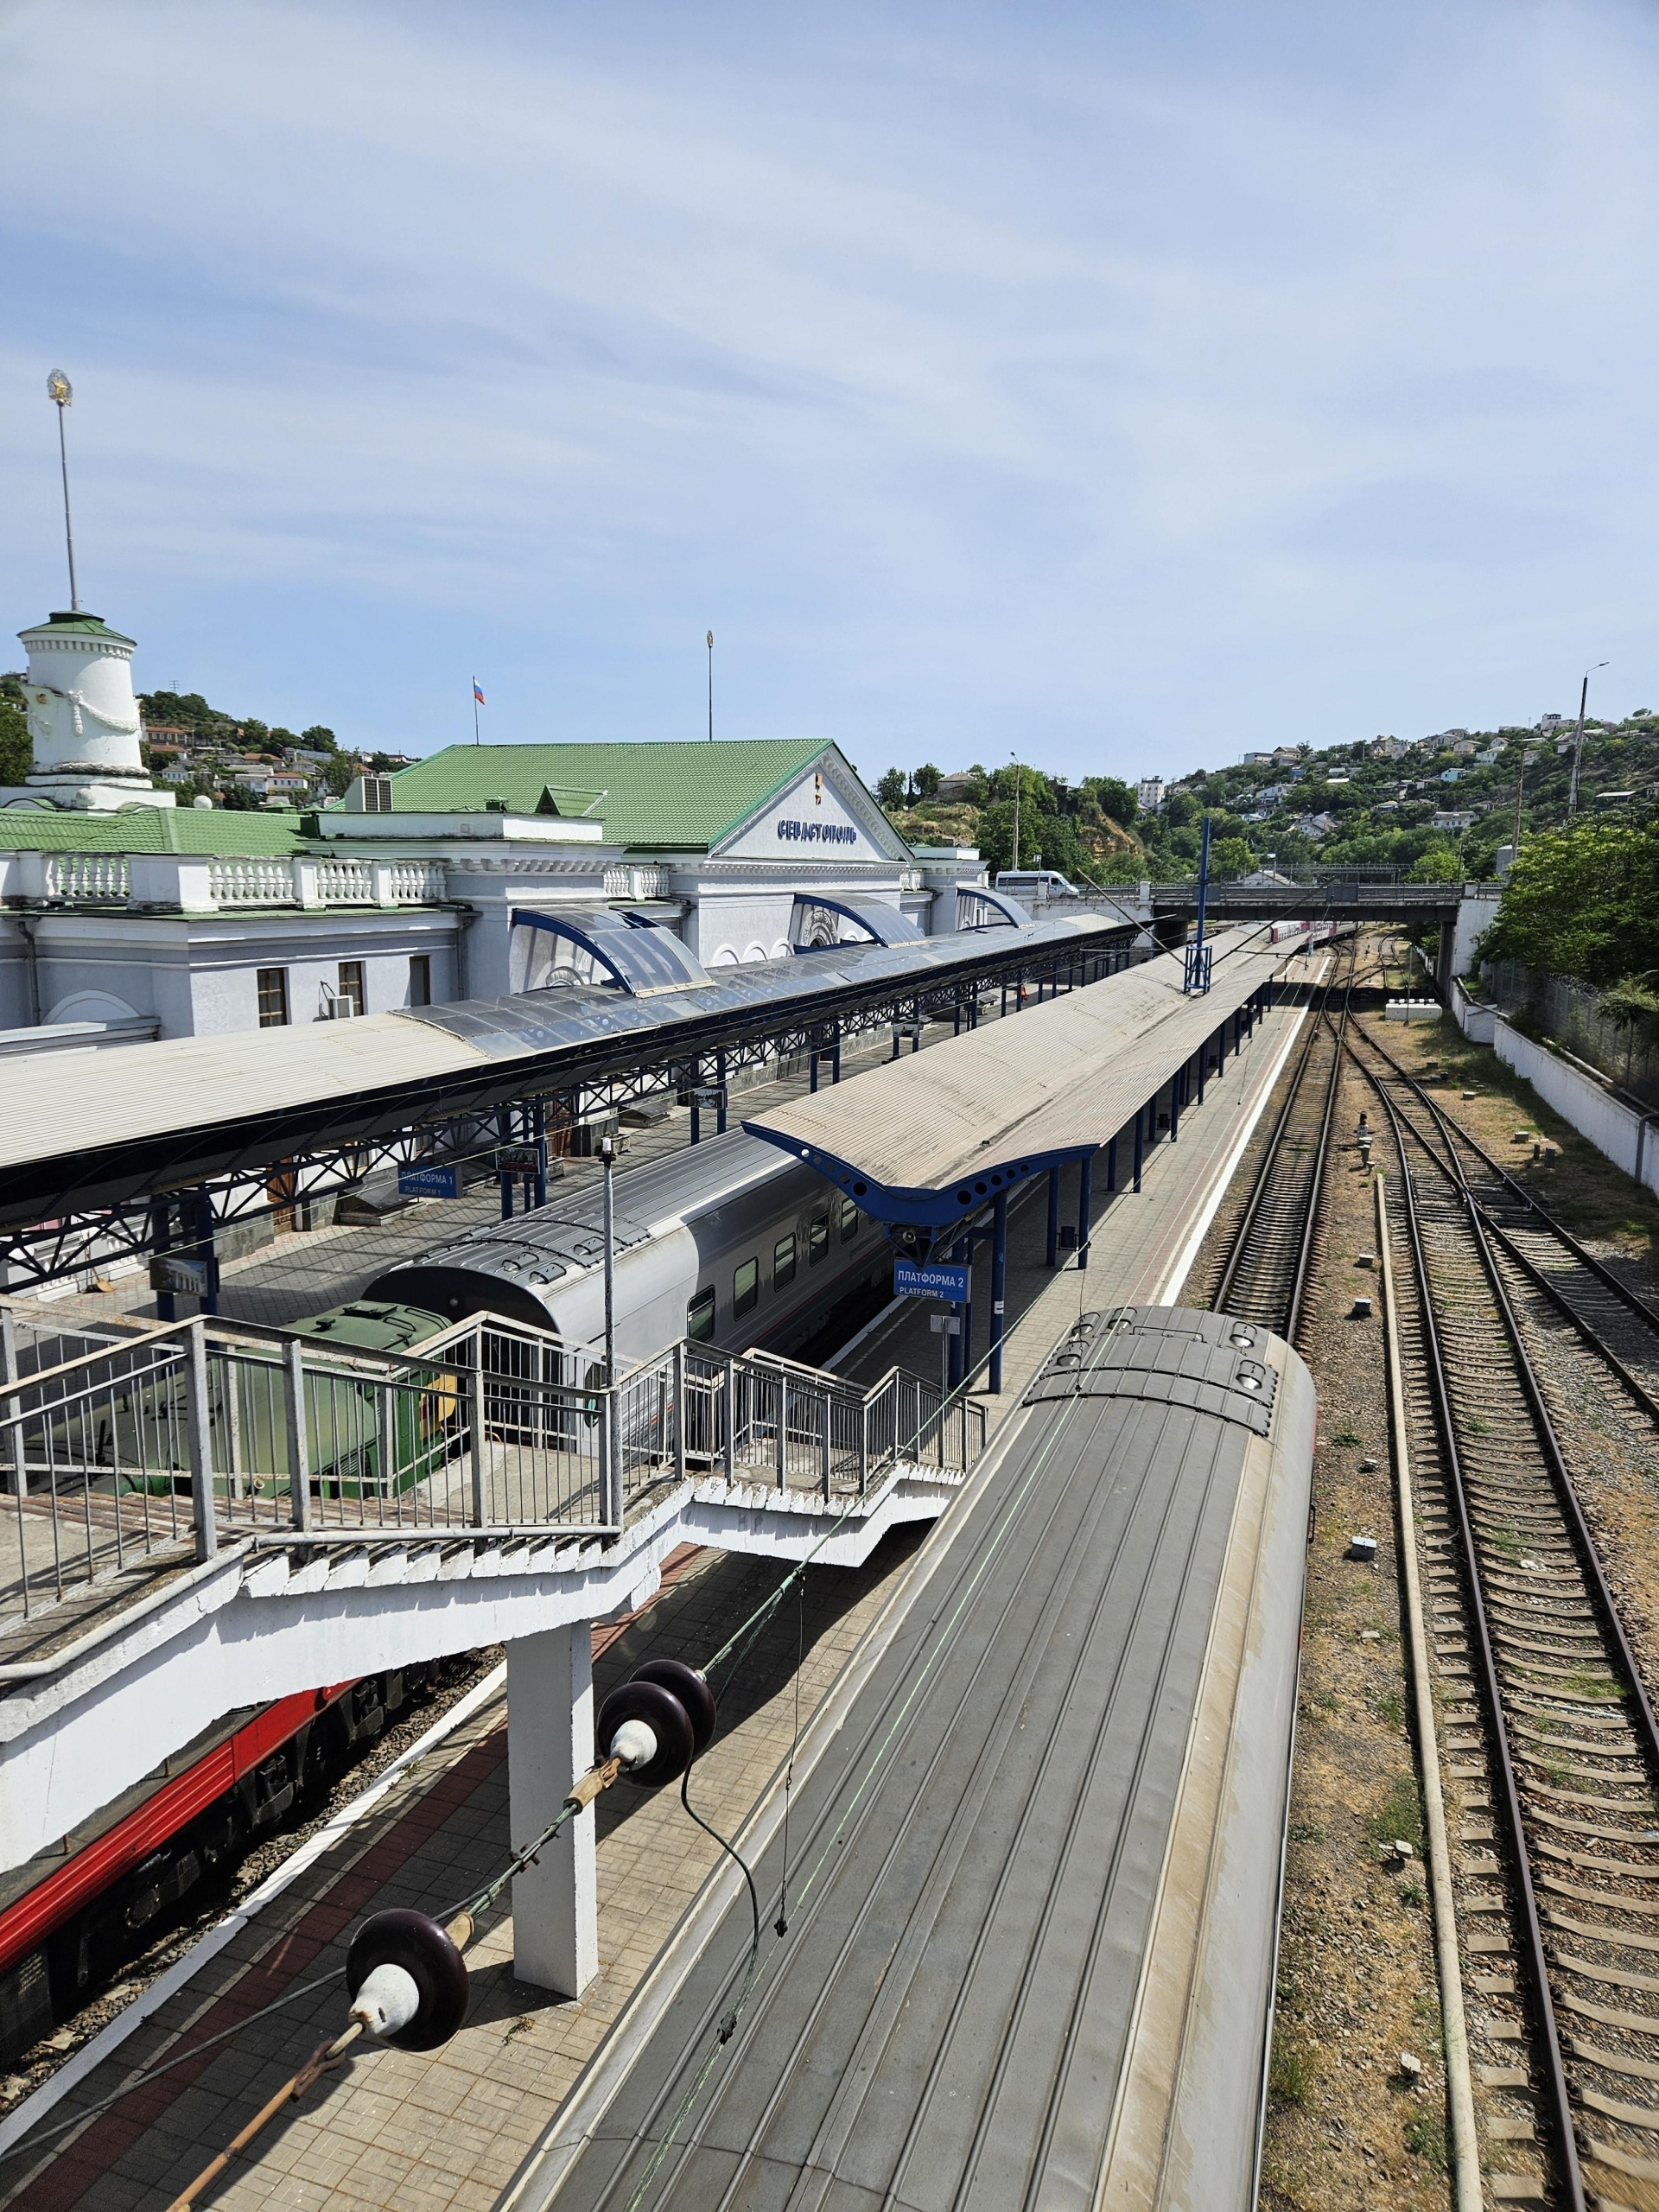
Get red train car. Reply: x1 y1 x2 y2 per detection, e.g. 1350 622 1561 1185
0 1664 442 2067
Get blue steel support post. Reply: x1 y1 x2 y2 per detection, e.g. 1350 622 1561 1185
1106 1134 1117 1193
1170 1065 1183 1143
151 1198 176 1325
499 1109 513 1219
959 1235 974 1384
1077 1153 1093 1268
1196 1036 1207 1105
953 990 963 1037
831 1028 841 1084
1133 1104 1145 1192
988 1192 1007 1393
948 1235 968 1390
1183 813 1213 995
716 1051 728 1135
809 1035 819 1095
1046 1164 1059 1268
533 1101 547 1210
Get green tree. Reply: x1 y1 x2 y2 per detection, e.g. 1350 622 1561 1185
1087 777 1138 829
914 762 941 799
324 753 357 798
0 674 29 786
1164 789 1200 830
1481 819 1659 985
1210 835 1255 877
302 725 338 751
1405 840 1463 884
876 767 906 809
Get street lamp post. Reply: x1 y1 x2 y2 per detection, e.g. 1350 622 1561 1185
1567 661 1610 819
47 370 79 613
706 631 714 742
1010 753 1020 874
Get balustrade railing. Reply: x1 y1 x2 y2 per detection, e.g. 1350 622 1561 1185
208 857 294 906
0 1302 980 1634
315 855 373 902
43 854 130 902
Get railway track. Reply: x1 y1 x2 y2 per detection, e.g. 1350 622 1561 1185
1360 1030 1659 2209
1201 939 1357 1339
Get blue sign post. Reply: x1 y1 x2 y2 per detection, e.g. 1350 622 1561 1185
398 1163 461 1199
894 1260 971 1303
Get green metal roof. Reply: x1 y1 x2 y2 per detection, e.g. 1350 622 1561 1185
16 611 137 647
385 738 844 851
0 808 306 855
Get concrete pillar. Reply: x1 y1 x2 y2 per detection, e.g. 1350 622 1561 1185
509 1624 599 1997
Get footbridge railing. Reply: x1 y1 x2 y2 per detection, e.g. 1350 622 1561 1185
0 1303 982 1631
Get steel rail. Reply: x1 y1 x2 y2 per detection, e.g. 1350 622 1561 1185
1341 1024 1659 1429
1378 1075 1587 2209
1351 1013 1659 1335
1209 938 1361 1338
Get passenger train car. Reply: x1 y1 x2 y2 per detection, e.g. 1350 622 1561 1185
0 1663 450 2065
518 1305 1317 2212
360 1128 887 1367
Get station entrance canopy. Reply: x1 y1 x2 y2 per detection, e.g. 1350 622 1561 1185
789 892 925 952
744 926 1288 1230
509 906 709 995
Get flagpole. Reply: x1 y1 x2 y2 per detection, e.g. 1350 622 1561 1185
473 680 480 746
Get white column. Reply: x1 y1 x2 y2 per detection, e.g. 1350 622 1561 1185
508 1623 599 1996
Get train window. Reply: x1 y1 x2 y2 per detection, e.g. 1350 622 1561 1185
687 1287 715 1342
734 1257 760 1318
773 1233 797 1287
809 1214 830 1265
840 1198 860 1242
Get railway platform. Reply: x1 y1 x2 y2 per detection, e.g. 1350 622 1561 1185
0 967 1320 2211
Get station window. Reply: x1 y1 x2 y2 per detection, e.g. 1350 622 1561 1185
840 1198 860 1242
687 1287 715 1342
773 1233 797 1288
409 954 431 1007
338 960 366 1016
257 968 289 1027
734 1257 760 1318
808 1214 830 1266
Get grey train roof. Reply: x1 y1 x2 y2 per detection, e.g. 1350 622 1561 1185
521 1305 1316 2212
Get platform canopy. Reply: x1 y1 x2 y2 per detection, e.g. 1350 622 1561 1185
743 927 1289 1227
790 891 925 951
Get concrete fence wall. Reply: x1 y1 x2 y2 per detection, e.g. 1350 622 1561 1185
1450 982 1659 1199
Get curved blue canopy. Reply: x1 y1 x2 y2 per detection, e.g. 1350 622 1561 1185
956 885 1033 930
791 892 926 951
511 906 709 995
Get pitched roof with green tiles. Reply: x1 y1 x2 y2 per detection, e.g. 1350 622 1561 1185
0 807 307 855
384 739 848 851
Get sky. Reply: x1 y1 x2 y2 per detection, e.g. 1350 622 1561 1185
1 0 1656 783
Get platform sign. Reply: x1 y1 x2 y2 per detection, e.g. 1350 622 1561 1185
149 1254 209 1297
495 1144 545 1175
398 1163 461 1199
894 1260 970 1303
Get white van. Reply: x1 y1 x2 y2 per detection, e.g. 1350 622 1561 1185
995 869 1082 901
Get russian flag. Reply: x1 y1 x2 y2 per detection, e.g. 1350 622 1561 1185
473 680 486 706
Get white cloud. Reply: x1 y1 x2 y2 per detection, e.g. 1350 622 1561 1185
1 0 1656 763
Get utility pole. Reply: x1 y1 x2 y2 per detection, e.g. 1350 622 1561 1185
47 370 79 612
1512 744 1530 860
707 630 714 741
1567 661 1609 818
1010 753 1020 873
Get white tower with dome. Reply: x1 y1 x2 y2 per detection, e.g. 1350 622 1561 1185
2 609 175 812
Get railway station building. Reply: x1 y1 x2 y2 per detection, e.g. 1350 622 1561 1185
0 603 985 1043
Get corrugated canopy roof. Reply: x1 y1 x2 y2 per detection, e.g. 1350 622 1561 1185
743 928 1287 1224
381 738 862 852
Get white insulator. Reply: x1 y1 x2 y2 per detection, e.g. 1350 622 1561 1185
610 1718 659 1771
350 1961 422 2038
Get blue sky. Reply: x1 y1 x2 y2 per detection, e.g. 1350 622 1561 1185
2 0 1656 783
